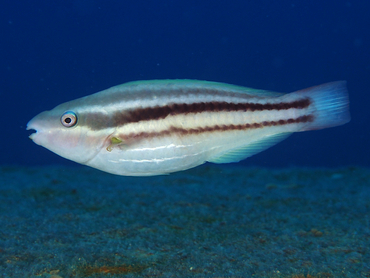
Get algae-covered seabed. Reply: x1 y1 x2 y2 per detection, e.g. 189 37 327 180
0 165 369 278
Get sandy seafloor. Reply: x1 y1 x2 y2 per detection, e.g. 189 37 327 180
0 165 369 278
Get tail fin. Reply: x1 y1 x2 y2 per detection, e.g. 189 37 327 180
295 81 350 131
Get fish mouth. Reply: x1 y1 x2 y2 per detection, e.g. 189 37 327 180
27 117 40 141
27 125 38 140
27 111 49 142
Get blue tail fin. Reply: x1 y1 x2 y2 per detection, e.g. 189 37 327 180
294 81 350 131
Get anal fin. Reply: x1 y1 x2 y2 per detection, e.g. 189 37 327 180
208 132 292 164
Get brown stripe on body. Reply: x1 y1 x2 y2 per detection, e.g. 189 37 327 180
86 98 311 130
116 115 314 144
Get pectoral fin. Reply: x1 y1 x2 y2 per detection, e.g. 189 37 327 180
106 136 125 152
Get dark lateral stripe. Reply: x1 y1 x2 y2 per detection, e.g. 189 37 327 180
87 98 311 130
118 115 314 142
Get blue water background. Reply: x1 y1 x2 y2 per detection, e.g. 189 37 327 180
1 0 368 168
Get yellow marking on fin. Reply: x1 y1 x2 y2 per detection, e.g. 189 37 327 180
106 136 123 152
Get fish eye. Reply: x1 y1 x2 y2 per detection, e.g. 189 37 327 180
61 111 78 127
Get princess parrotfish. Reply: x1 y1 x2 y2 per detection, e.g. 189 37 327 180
27 80 350 176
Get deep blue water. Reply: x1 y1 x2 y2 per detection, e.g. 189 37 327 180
1 0 369 168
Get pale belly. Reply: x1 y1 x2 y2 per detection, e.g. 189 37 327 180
85 126 287 176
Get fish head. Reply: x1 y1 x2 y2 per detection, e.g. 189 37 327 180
27 100 111 165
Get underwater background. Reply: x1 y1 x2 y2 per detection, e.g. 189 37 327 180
1 1 369 277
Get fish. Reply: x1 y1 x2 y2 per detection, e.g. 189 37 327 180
27 80 350 176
